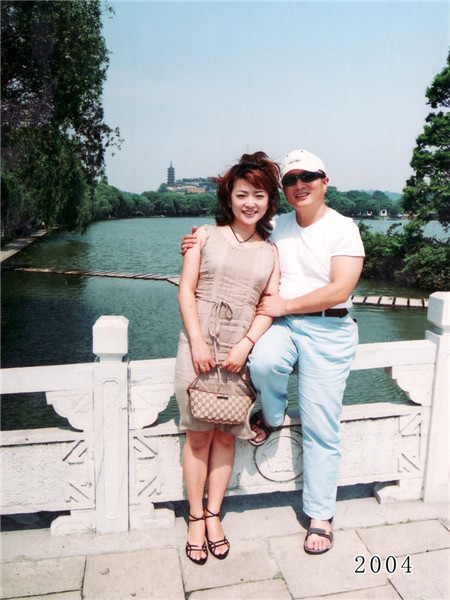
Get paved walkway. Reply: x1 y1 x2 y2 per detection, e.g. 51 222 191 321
1 493 449 600
1 230 47 263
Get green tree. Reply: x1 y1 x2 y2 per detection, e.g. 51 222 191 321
359 223 406 280
326 186 356 216
401 241 450 290
133 193 154 216
154 193 177 216
93 183 114 220
1 0 119 237
142 190 159 215
402 52 450 228
360 219 449 291
278 191 291 214
387 198 403 218
343 190 377 217
372 190 391 211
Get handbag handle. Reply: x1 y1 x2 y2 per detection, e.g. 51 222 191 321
188 365 256 398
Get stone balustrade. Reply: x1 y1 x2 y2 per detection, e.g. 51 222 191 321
1 293 449 535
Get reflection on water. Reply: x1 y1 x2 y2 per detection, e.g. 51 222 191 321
1 274 181 367
1 273 182 430
1 217 435 429
345 303 428 405
9 217 446 274
359 218 447 241
5 217 210 274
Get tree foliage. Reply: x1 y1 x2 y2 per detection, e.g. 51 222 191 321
323 187 401 218
62 177 450 291
359 53 450 292
91 181 405 222
402 52 450 229
360 221 449 291
91 184 219 220
1 0 119 237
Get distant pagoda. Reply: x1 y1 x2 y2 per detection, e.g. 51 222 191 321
167 162 175 186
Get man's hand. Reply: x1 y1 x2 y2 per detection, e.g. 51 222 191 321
256 293 288 317
180 226 198 255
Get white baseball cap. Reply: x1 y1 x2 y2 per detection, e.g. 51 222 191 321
280 149 327 180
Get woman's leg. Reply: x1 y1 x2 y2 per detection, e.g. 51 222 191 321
205 429 235 556
183 429 215 560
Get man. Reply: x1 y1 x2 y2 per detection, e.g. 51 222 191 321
248 149 364 554
181 149 364 554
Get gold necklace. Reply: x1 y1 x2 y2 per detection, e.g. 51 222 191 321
230 225 257 244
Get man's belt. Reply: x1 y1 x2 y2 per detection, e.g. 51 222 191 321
303 309 349 318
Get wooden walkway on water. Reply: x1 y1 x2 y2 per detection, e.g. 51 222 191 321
4 266 429 308
4 266 182 288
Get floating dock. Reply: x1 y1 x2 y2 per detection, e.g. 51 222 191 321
3 266 182 287
351 294 428 308
3 266 428 308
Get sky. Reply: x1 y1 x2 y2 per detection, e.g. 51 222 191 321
101 1 449 194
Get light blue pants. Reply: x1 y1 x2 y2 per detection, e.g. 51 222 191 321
248 314 358 520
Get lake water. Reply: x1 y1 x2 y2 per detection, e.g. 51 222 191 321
1 217 443 429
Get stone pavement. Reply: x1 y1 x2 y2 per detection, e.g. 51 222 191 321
1 492 449 600
1 230 47 263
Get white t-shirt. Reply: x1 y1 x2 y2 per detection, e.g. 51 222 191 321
271 209 365 309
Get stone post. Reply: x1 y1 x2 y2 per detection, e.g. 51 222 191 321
423 292 450 504
92 316 129 533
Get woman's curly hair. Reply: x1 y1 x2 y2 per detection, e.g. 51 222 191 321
213 151 280 240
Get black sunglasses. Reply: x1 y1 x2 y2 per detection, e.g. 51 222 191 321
282 171 326 187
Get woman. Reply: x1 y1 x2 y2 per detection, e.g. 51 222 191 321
175 151 280 565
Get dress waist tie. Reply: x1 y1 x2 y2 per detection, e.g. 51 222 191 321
197 297 234 354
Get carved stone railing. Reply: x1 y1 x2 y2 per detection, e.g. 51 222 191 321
1 293 448 535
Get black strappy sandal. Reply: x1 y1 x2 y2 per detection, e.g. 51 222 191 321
185 513 208 565
248 410 275 446
204 507 230 560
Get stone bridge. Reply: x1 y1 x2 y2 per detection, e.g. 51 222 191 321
1 292 448 535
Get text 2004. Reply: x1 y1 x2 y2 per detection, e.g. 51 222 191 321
354 555 412 574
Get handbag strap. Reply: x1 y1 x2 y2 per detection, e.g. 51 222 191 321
188 365 255 397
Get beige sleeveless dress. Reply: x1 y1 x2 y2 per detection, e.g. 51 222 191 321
174 224 275 439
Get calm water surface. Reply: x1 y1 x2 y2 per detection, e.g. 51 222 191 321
1 217 441 429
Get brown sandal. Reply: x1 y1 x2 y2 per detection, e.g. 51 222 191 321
204 507 230 560
304 525 334 555
185 513 208 565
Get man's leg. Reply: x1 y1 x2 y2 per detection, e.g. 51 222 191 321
293 315 358 550
248 318 297 427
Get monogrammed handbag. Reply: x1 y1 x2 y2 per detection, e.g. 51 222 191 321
187 366 256 425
